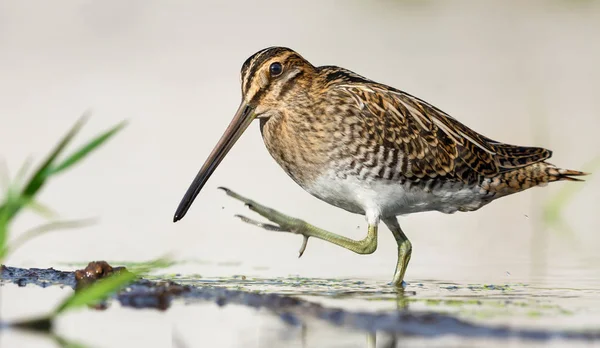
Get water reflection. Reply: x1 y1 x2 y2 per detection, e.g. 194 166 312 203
0 328 91 348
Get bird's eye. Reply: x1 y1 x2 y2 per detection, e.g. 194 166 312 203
269 62 283 77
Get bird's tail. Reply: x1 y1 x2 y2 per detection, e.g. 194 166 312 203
546 166 588 182
484 162 588 196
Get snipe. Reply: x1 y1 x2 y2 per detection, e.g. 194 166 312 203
173 47 586 287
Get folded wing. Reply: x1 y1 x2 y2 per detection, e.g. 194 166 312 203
338 82 552 183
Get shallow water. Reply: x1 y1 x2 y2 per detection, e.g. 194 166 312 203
166 269 600 334
177 275 600 329
2 262 600 347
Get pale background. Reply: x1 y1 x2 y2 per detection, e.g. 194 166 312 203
1 1 599 340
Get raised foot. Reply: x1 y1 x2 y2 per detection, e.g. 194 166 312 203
218 187 311 257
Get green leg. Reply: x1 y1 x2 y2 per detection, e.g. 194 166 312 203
382 217 412 288
367 332 376 348
219 187 378 257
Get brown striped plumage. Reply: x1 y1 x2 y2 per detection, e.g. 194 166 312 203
174 46 587 286
242 47 585 217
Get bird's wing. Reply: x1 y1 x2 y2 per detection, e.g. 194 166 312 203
336 83 551 182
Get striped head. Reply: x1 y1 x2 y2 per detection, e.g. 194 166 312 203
239 47 315 116
173 47 314 221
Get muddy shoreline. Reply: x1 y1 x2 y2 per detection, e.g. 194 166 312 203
1 264 599 342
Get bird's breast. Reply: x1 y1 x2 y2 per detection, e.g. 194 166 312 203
259 114 492 218
259 114 333 189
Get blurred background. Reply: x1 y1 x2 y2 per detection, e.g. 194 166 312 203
0 1 599 346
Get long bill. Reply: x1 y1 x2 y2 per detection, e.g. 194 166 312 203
173 102 255 222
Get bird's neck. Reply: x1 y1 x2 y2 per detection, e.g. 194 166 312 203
259 104 332 189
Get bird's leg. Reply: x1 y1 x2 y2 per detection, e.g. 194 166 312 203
383 217 412 288
219 187 378 258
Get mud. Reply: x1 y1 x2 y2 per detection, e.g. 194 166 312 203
74 261 130 290
1 263 599 342
1 265 75 288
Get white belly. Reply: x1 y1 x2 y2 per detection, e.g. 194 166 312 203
306 171 488 220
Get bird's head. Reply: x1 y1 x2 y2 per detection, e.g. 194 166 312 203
173 47 314 222
240 47 315 117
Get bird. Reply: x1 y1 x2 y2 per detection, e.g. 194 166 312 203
173 46 587 287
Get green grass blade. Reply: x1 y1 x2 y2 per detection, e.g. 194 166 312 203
21 115 89 198
50 121 127 175
2 116 89 222
0 192 58 229
13 157 33 191
0 200 10 260
25 199 59 220
0 218 95 260
10 316 53 332
53 270 137 315
0 157 33 221
0 189 21 259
